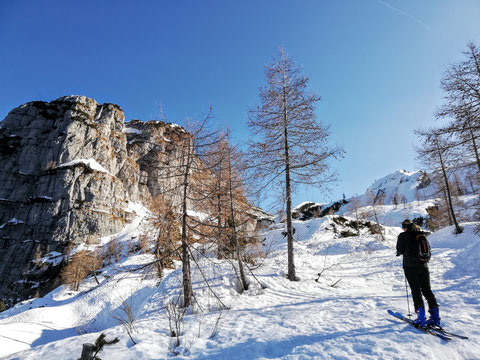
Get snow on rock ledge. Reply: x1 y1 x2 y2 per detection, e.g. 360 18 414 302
57 158 115 177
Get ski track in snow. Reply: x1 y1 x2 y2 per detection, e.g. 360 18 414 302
0 216 479 359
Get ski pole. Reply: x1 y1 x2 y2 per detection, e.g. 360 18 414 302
404 276 412 318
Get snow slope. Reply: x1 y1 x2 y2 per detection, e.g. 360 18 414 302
361 170 434 204
339 198 437 228
337 169 478 227
1 215 479 359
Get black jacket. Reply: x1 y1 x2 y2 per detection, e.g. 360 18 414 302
396 230 428 269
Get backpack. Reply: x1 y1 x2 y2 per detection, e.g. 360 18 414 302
406 232 431 263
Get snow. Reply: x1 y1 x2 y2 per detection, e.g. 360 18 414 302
292 201 315 211
1 207 479 359
75 202 151 254
57 159 114 177
366 170 430 203
340 198 437 227
37 196 53 200
34 251 64 266
187 209 210 222
124 127 142 135
343 170 437 208
9 218 24 224
168 123 186 132
1 218 26 228
292 201 326 213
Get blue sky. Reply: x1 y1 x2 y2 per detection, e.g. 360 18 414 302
1 0 479 209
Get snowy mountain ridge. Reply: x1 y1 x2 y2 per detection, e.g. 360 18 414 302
362 169 433 204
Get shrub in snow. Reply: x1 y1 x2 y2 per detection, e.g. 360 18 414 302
61 250 103 291
163 299 186 349
111 297 137 345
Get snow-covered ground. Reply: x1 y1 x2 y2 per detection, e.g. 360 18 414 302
1 213 479 359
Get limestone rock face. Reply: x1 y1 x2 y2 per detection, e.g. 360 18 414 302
0 96 267 306
123 119 190 207
0 96 137 303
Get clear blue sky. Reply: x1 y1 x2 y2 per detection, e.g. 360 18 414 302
1 0 479 209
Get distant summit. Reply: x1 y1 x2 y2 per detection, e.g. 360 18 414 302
361 170 433 205
292 170 434 221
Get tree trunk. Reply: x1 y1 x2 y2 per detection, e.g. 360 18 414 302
354 207 360 235
435 136 463 234
282 71 296 281
468 176 476 195
441 187 453 226
216 186 223 258
181 144 194 308
469 127 480 174
155 242 163 279
372 205 385 241
80 343 95 360
227 156 248 292
92 270 100 285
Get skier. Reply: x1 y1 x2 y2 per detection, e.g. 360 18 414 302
396 219 440 327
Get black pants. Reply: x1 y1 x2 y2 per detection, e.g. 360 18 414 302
404 267 438 311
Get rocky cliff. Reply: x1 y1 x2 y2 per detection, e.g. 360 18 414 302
0 96 227 305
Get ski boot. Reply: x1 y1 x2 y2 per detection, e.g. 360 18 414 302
426 307 441 327
412 307 426 327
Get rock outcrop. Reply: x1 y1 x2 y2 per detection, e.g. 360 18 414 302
0 96 253 305
291 200 349 221
0 96 135 303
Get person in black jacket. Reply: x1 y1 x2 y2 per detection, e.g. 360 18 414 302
396 219 440 327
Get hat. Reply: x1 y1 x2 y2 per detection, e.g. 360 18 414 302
401 219 413 229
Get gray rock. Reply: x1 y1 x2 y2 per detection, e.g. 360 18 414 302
0 96 268 306
0 96 133 304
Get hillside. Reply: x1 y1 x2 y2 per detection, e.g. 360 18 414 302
1 209 479 359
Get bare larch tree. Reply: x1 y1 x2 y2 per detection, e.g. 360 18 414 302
248 48 344 281
415 128 463 234
224 138 250 291
436 42 480 174
203 133 252 291
152 110 222 308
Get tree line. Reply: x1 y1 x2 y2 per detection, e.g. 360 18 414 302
415 42 480 234
61 43 480 309
166 48 343 306
60 48 343 308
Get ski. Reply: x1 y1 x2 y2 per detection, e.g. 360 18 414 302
427 325 469 340
388 310 452 341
